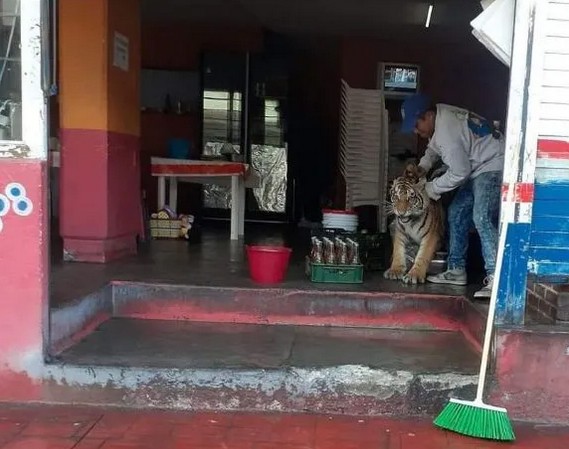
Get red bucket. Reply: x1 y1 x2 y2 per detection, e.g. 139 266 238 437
246 245 292 285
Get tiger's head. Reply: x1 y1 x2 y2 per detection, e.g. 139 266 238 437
388 163 429 222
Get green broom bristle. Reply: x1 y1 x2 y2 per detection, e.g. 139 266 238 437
434 400 515 442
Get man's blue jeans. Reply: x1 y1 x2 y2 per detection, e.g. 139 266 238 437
447 171 502 275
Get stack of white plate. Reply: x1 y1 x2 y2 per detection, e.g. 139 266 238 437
322 209 358 232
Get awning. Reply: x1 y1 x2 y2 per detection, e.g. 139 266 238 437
470 0 514 67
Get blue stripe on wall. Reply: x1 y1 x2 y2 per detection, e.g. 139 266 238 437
533 201 569 218
496 223 530 326
530 231 569 247
529 247 569 261
528 274 569 284
530 182 569 279
528 261 569 277
534 182 569 200
532 216 569 233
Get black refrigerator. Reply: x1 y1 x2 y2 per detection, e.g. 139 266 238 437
200 51 292 223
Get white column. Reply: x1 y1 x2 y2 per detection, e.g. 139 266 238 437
231 175 239 240
238 176 245 236
168 177 178 214
517 0 546 223
157 176 166 211
501 0 543 224
20 0 48 160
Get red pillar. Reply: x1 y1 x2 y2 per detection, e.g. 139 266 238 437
0 0 49 401
59 0 141 263
0 160 48 400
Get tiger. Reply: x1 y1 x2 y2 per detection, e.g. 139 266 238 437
384 163 444 284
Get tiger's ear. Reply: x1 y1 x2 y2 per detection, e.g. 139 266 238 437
403 163 426 181
415 177 427 188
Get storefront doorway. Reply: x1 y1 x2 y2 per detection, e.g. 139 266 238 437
42 0 509 402
6 0 560 421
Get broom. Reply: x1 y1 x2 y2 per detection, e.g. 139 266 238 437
433 179 516 441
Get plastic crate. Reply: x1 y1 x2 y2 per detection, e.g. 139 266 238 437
310 228 357 240
309 231 389 272
359 232 390 271
149 218 181 239
306 257 364 284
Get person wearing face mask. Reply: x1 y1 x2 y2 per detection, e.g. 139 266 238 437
400 94 505 298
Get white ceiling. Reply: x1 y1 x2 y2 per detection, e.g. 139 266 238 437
141 0 484 42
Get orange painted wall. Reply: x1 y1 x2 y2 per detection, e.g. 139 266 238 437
59 0 140 137
59 0 108 131
107 0 141 137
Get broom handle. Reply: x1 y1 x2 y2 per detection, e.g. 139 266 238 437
474 179 516 404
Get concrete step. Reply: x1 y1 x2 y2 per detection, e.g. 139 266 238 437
47 318 479 416
112 283 471 330
50 283 485 356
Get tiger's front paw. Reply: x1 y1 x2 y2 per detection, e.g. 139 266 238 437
402 267 427 285
384 266 406 280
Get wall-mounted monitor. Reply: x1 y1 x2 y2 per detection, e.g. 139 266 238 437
378 63 420 98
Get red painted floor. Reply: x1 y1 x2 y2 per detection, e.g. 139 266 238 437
0 405 566 449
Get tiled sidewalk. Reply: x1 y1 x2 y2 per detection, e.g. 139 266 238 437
0 405 566 448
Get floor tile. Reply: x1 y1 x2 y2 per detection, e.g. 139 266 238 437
171 423 227 439
21 420 94 438
0 422 24 439
1 437 76 449
73 440 105 449
226 425 274 444
0 405 566 449
84 415 135 440
401 430 448 449
253 444 312 449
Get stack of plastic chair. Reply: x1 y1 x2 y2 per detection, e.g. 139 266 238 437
339 80 390 232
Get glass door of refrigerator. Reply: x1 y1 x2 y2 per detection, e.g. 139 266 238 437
246 55 291 222
200 53 246 214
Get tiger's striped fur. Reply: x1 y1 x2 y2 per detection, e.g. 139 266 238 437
384 163 444 284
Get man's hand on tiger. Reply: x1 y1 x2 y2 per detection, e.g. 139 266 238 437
425 182 441 201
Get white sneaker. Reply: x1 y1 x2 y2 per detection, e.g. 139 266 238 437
474 275 494 299
426 269 468 286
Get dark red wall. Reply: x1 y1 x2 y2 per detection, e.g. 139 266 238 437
340 36 510 121
139 26 510 212
288 37 342 206
142 25 264 70
140 112 199 216
140 25 264 214
333 36 509 206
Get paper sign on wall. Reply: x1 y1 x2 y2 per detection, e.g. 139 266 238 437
113 32 129 72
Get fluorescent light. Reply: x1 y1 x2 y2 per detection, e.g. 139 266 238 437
425 4 434 28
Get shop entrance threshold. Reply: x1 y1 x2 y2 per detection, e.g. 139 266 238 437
46 276 485 415
50 317 479 416
47 228 487 414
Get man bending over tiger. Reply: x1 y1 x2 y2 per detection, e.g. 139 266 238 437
396 94 504 299
384 164 444 285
